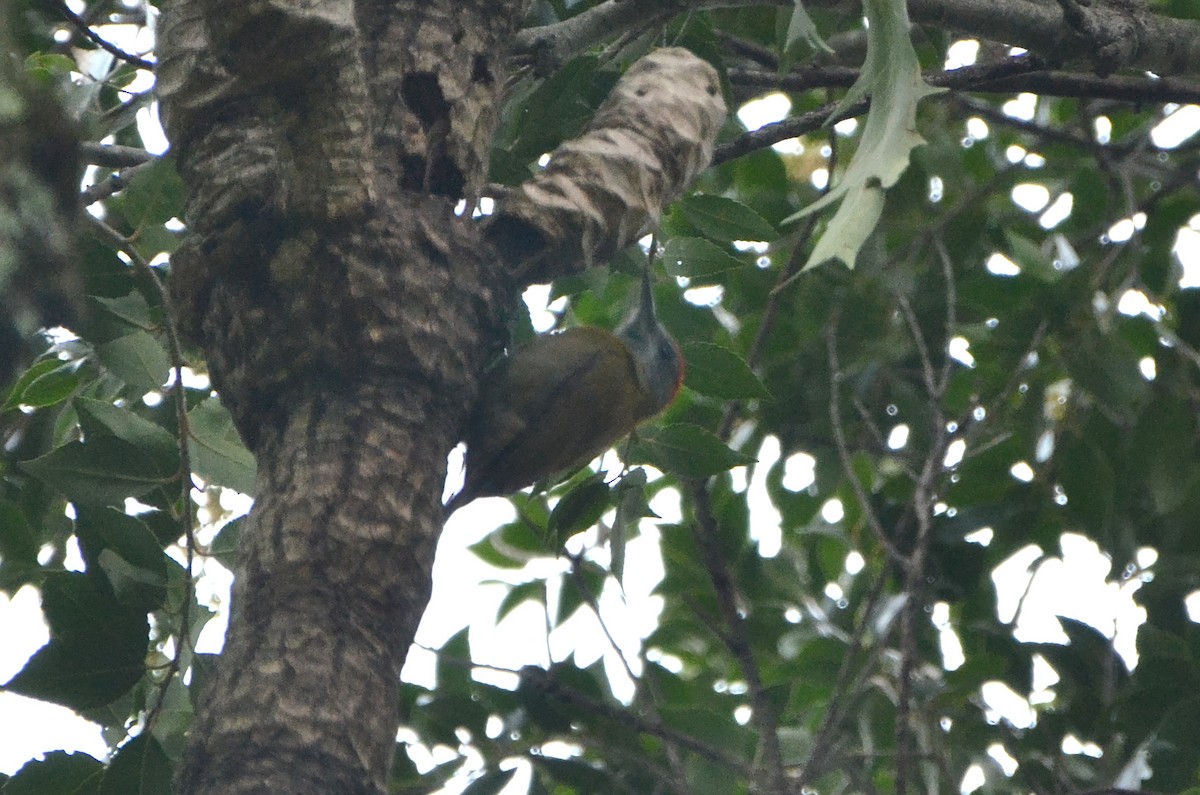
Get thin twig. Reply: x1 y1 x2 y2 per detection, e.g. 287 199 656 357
729 58 1200 104
720 54 1200 166
895 244 958 795
565 553 640 687
563 552 693 789
895 588 918 795
717 121 838 442
714 30 779 71
87 215 194 730
80 142 156 168
1154 319 1200 374
42 0 155 70
80 160 154 206
522 666 754 776
689 483 788 795
933 240 957 399
798 573 891 783
897 297 940 400
825 315 910 570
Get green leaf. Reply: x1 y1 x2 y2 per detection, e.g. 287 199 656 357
488 146 532 186
187 398 256 495
96 331 171 391
510 56 604 160
468 535 527 569
21 436 175 504
678 195 778 243
660 237 744 279
468 519 548 568
496 580 545 622
785 0 834 55
208 515 245 571
1004 232 1062 283
116 156 184 228
1136 624 1191 662
75 506 168 613
0 498 38 564
75 397 178 465
548 475 611 543
91 292 155 330
558 559 606 626
611 467 651 583
99 735 172 795
2 751 104 795
1129 396 1197 515
556 569 588 626
634 424 756 478
24 53 78 82
786 0 943 268
1062 335 1147 422
535 757 613 792
5 572 147 710
436 627 472 693
2 358 82 411
682 342 771 400
144 676 192 761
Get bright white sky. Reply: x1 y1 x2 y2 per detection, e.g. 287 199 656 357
4 29 1200 795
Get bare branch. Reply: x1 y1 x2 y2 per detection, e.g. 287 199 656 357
80 160 155 206
489 48 726 283
80 142 156 168
515 0 1200 79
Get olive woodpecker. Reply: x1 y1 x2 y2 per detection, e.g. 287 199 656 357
446 264 683 513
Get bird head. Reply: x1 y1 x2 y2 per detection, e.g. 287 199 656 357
615 263 684 414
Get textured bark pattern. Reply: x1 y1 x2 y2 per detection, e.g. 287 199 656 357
356 0 512 198
159 0 724 787
180 388 444 794
158 1 526 792
487 48 727 282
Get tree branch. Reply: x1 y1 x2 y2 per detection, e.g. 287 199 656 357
522 666 754 775
688 483 788 795
80 142 155 168
798 574 901 784
488 48 725 284
41 0 155 69
515 0 1200 79
907 0 1200 77
894 244 957 795
718 56 1200 166
80 160 155 206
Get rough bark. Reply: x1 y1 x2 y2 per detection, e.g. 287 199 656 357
487 47 726 280
158 1 725 791
516 0 1200 79
159 2 523 792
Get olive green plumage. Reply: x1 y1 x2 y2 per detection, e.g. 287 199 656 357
447 270 682 512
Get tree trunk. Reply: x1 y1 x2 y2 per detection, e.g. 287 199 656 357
159 2 524 791
157 1 724 790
